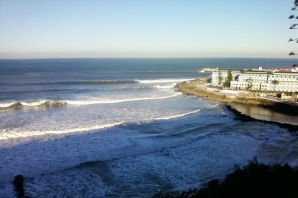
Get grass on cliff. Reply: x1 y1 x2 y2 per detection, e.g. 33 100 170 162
157 158 298 198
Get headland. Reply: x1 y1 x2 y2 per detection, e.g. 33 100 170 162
176 78 298 127
177 78 276 105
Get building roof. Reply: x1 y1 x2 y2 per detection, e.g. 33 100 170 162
218 68 242 71
273 72 298 75
244 71 267 74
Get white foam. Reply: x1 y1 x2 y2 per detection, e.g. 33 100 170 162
20 101 45 107
66 93 181 105
153 109 201 121
153 84 176 89
138 78 192 84
209 104 219 108
0 122 124 140
0 104 293 197
0 102 16 108
0 100 68 109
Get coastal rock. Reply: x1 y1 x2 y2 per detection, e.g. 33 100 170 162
176 79 298 128
177 79 275 105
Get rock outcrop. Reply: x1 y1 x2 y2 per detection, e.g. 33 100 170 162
176 79 298 116
177 79 275 105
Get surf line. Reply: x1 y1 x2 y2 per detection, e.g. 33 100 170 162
0 100 67 109
66 93 182 105
138 78 193 84
0 122 124 140
152 109 201 121
0 93 181 110
209 104 219 108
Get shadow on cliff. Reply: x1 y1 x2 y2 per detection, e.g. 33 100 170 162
260 102 298 116
225 104 298 132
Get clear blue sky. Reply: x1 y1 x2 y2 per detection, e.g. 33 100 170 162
0 0 296 59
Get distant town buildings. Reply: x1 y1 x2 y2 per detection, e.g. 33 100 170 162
208 0 298 102
211 67 298 94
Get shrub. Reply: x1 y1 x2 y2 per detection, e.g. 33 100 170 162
155 158 298 198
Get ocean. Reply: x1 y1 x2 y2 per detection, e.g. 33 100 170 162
0 58 298 197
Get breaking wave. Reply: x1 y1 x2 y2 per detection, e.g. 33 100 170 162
0 93 182 110
153 109 201 121
66 93 181 105
0 122 125 140
3 78 190 86
138 78 192 84
102 84 176 91
0 100 67 109
3 80 139 86
0 109 202 140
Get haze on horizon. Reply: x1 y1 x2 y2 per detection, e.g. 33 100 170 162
0 0 294 59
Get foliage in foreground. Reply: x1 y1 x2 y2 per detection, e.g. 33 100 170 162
157 158 298 198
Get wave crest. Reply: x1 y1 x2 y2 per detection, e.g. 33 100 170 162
138 78 192 84
66 93 181 105
0 122 124 140
0 93 181 110
0 100 67 110
153 109 201 121
5 80 139 86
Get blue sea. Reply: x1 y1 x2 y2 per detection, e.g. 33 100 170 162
0 58 298 197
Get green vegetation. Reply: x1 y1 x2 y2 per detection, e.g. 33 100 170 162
272 80 279 92
156 158 298 198
218 71 222 85
272 80 279 86
245 78 253 90
223 70 233 87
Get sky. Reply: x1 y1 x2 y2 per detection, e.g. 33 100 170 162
0 0 297 59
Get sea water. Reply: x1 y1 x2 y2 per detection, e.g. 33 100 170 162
0 58 297 197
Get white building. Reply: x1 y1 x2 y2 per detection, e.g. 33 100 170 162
211 68 298 93
211 69 241 87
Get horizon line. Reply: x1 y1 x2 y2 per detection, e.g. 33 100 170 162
0 57 294 60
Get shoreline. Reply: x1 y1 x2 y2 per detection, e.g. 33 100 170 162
177 78 278 106
225 105 298 132
176 78 298 128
